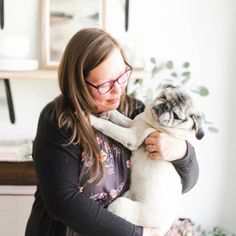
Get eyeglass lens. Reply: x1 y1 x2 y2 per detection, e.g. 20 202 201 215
98 69 132 94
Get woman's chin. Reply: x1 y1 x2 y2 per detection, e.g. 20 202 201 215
107 103 119 111
108 98 120 108
97 101 120 113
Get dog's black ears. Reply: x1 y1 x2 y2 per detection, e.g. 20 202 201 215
190 113 205 140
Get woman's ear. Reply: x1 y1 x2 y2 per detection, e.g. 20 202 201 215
190 113 205 140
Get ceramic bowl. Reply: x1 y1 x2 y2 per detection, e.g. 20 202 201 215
0 36 30 59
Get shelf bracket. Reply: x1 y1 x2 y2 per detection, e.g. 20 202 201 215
125 0 129 31
2 79 15 124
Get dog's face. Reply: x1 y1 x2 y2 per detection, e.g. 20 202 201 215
151 84 204 139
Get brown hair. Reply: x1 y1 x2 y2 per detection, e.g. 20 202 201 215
54 28 128 183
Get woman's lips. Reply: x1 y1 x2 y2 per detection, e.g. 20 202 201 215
108 97 120 104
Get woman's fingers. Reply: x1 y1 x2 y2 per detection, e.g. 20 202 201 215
144 132 160 145
144 132 163 159
148 151 162 159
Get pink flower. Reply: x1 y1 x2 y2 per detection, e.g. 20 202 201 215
107 168 115 175
96 136 102 144
99 150 107 162
126 160 132 169
110 189 117 198
104 142 110 152
85 160 93 167
78 186 84 193
81 151 86 161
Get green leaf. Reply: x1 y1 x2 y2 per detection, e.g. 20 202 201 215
190 89 198 94
151 66 162 77
182 71 191 77
204 120 212 125
198 86 209 96
208 126 219 133
181 77 190 84
171 72 178 77
150 57 156 64
134 78 143 85
129 91 136 98
166 60 174 69
183 62 190 68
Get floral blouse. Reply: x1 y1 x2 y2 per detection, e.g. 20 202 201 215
78 130 132 208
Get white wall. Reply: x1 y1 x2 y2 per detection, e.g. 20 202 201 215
0 0 236 235
128 0 236 233
0 79 60 140
0 195 34 236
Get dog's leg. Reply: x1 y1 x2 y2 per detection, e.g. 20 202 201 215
108 197 164 236
98 110 132 127
90 114 139 150
108 197 142 225
108 110 132 127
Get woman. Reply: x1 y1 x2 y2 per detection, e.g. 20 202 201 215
25 28 198 236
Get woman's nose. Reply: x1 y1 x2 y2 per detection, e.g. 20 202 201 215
110 81 122 94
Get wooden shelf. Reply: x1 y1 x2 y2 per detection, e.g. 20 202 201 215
0 69 57 80
0 69 149 80
0 161 37 186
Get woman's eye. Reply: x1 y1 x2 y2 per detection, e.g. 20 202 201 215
99 82 113 93
101 83 111 89
173 112 179 120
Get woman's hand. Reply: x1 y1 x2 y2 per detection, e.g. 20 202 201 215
143 227 163 236
144 131 187 161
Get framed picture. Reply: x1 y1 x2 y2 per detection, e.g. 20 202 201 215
41 0 106 69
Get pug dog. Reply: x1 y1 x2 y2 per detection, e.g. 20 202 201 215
89 83 204 236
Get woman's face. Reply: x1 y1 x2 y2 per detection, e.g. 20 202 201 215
86 48 128 113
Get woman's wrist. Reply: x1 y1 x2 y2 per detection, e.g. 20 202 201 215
175 140 188 160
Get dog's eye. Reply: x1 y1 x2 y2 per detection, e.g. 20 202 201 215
173 112 179 120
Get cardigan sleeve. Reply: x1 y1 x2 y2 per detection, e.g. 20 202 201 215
32 104 143 236
171 141 199 193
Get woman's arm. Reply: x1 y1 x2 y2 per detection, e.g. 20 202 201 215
171 141 199 193
144 131 199 193
33 107 143 236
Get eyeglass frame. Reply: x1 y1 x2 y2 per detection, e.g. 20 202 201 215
85 63 133 95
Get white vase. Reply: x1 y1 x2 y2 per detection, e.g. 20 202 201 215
0 36 30 59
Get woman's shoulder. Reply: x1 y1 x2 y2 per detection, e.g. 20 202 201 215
36 98 73 141
37 101 56 128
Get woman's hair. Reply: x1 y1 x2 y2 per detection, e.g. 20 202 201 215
54 28 128 183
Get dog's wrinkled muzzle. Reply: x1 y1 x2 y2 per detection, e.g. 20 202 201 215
153 102 171 117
